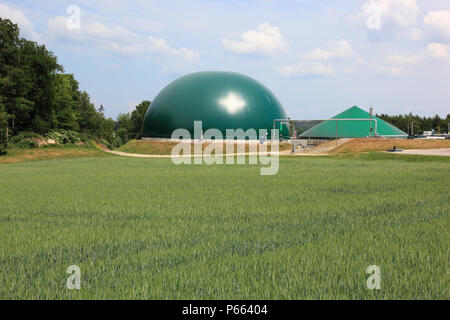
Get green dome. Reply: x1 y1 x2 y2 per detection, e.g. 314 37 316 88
142 71 288 139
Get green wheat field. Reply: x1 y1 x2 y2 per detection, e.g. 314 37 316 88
0 154 449 299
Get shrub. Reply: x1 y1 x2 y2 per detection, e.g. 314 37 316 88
10 132 43 144
45 130 81 145
111 136 123 149
16 139 38 149
0 145 6 156
10 132 42 149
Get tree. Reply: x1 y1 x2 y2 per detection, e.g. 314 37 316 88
53 74 80 130
0 18 63 134
116 113 133 143
20 39 63 132
78 91 98 133
130 100 150 139
0 18 20 136
377 113 449 134
0 18 119 154
112 100 151 146
0 99 8 155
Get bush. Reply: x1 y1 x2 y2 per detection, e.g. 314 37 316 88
45 130 82 145
97 138 111 150
111 136 123 149
16 139 38 149
78 133 95 146
10 132 43 144
10 132 42 150
0 145 6 156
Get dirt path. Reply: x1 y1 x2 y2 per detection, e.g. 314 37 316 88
295 138 351 155
392 148 450 156
104 149 293 158
102 141 450 158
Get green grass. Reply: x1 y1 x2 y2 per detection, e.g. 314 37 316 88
0 155 448 299
0 144 110 164
118 139 293 155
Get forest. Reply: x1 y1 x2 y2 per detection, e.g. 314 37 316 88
376 113 449 136
0 18 148 155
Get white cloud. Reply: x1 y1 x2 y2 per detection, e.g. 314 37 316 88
304 40 353 61
47 16 199 72
222 23 289 55
380 52 423 76
357 0 420 40
275 62 334 77
427 42 450 59
424 11 450 42
0 3 41 42
385 54 423 64
408 27 423 41
379 65 403 76
361 0 419 29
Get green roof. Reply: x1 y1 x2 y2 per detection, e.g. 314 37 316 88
299 106 407 138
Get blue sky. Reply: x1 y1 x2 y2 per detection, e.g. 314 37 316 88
1 0 449 119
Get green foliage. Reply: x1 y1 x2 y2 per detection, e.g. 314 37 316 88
52 74 80 131
0 101 8 155
0 17 63 134
0 18 115 149
0 156 448 299
10 132 41 149
44 129 82 145
15 139 38 149
111 135 123 149
377 113 450 134
10 132 43 143
131 100 150 139
114 101 151 147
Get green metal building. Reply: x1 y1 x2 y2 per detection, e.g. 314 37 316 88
142 71 289 139
299 106 407 138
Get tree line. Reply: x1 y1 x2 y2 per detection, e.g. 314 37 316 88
0 18 149 154
377 113 450 135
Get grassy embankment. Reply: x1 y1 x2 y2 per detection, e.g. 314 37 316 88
118 139 293 155
0 144 111 164
329 138 450 154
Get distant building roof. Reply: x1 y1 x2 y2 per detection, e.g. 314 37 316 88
299 106 407 138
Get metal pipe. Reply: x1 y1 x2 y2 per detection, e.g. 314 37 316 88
280 121 297 153
273 118 290 139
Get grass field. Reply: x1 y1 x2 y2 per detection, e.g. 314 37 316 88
0 153 448 299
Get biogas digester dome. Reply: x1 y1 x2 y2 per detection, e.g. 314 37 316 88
142 72 288 139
